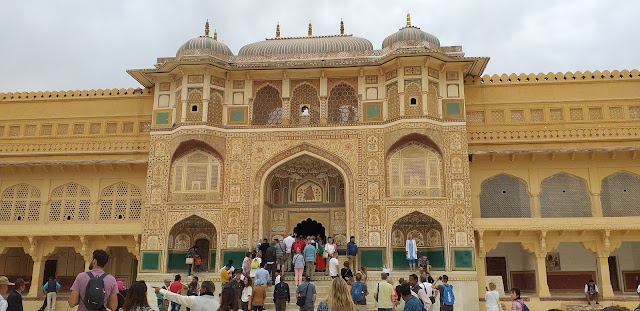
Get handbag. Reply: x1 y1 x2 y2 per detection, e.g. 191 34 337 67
296 283 310 306
185 257 194 265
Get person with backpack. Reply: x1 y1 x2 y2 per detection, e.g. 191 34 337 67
43 275 60 311
408 274 432 311
432 275 454 311
295 276 316 311
121 281 152 311
317 277 355 311
500 288 529 311
68 249 118 311
352 273 368 311
273 275 290 311
250 253 262 279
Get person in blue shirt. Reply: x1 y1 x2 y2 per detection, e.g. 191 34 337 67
254 261 270 286
346 236 358 272
398 283 423 311
41 276 61 311
303 242 316 281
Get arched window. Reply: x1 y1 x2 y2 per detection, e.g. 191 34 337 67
328 83 358 124
290 84 320 124
388 143 442 197
601 172 640 217
185 89 203 122
252 85 282 125
480 174 531 218
171 149 222 202
99 182 143 221
0 183 41 222
50 183 91 222
540 173 591 217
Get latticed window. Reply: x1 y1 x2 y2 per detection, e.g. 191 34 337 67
172 149 221 202
480 175 531 218
387 83 400 119
388 143 442 197
540 173 591 217
208 91 224 126
601 172 640 217
0 183 41 222
328 83 358 124
185 89 203 122
427 81 439 117
290 84 320 124
99 182 143 221
49 183 91 222
252 85 282 125
404 82 423 116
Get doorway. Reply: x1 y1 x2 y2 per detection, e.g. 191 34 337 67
486 257 509 292
608 256 620 292
43 260 57 286
194 239 210 272
293 218 326 242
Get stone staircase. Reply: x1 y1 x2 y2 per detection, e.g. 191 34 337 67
563 304 606 311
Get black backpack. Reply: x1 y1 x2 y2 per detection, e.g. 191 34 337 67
83 272 108 310
274 282 288 299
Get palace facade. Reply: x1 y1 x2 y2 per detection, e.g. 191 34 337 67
1 16 639 310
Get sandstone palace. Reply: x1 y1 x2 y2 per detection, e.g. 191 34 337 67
1 16 639 310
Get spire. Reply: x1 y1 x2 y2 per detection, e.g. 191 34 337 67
205 20 210 37
213 29 217 41
406 11 411 27
308 21 312 36
340 18 344 35
276 22 280 38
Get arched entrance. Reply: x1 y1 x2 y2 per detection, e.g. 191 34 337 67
293 218 327 242
168 215 216 272
391 212 444 270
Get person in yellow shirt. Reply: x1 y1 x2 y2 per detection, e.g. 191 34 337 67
221 264 231 288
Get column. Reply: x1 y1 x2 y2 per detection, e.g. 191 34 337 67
592 193 603 217
28 254 45 297
531 194 540 217
202 99 209 122
181 99 187 122
477 253 487 297
282 99 290 125
596 255 614 298
534 254 551 297
319 97 328 124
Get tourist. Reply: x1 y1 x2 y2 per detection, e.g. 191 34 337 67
374 272 395 311
408 274 432 310
398 283 424 311
341 261 354 281
406 233 417 272
7 278 28 311
432 275 454 311
43 275 60 311
283 233 296 272
419 275 435 306
418 255 430 275
584 279 600 305
230 270 244 306
117 279 128 311
328 253 340 279
220 260 236 275
292 236 306 254
315 238 326 273
259 238 270 258
158 279 171 311
243 252 253 278
187 276 201 311
168 275 187 311
254 262 270 286
292 248 305 286
275 238 287 274
500 288 527 311
317 277 355 311
346 236 358 272
219 287 240 311
303 242 316 280
359 267 368 282
252 282 267 311
295 276 316 311
193 255 202 273
68 249 118 311
157 280 220 311
250 253 262 279
324 238 336 276
241 277 253 311
265 241 277 285
274 270 281 286
273 275 290 311
121 281 151 311
352 273 368 311
0 276 14 311
186 245 198 276
221 265 232 288
485 282 500 311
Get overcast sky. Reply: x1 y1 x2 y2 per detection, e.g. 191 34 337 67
0 0 637 92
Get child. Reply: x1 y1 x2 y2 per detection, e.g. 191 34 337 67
194 255 203 273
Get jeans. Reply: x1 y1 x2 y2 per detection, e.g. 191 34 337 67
266 262 276 284
378 309 393 311
251 306 264 311
171 302 181 311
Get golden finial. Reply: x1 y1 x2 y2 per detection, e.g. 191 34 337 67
406 11 411 27
205 20 210 36
276 22 280 38
213 29 217 41
308 21 312 36
340 18 344 35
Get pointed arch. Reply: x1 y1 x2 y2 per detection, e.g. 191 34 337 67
49 182 91 222
0 183 41 222
99 182 143 221
386 139 443 198
391 211 444 269
540 173 591 217
170 147 222 203
480 174 531 218
601 171 640 217
327 82 358 124
252 84 282 125
290 82 320 124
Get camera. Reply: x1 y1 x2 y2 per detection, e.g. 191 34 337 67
438 276 442 281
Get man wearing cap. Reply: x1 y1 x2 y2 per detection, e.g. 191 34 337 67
0 276 15 311
158 279 172 311
7 278 28 311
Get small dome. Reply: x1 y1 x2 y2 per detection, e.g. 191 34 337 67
239 35 373 56
176 36 234 58
382 26 440 50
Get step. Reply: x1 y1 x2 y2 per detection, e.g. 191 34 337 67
563 303 606 311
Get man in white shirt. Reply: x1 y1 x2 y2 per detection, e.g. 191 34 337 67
283 233 295 272
324 238 336 276
156 280 220 311
584 279 599 305
0 276 14 311
329 253 340 278
636 283 639 298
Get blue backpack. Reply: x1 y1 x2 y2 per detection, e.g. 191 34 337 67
351 282 363 302
442 284 455 306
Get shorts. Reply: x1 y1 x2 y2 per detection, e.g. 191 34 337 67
408 259 416 264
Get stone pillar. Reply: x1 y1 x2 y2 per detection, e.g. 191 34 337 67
28 254 45 297
531 194 540 218
592 193 603 217
320 97 328 124
282 99 290 125
596 255 614 298
181 99 187 122
477 253 487 297
534 254 551 297
202 99 209 122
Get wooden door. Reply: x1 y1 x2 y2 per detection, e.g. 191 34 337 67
486 257 508 291
608 256 620 292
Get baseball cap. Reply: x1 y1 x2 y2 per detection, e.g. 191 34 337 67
14 278 29 287
0 276 15 286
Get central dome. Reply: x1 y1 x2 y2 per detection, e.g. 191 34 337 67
176 36 234 59
382 26 440 50
239 35 373 56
